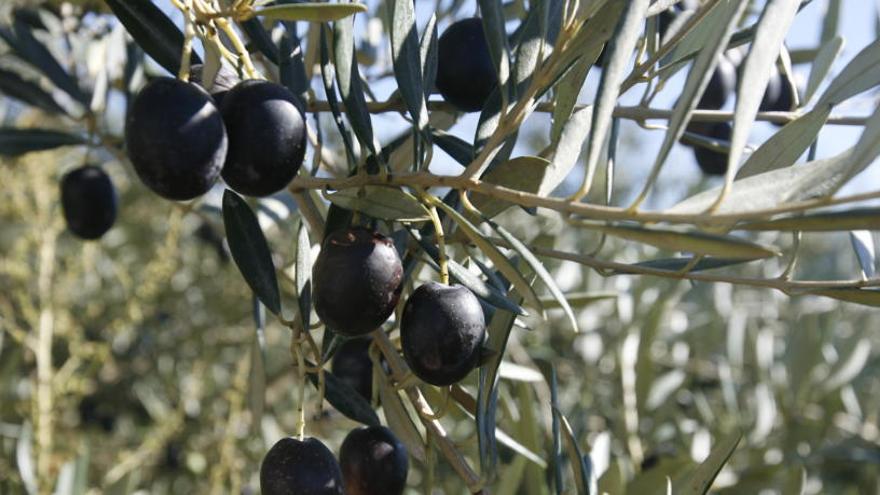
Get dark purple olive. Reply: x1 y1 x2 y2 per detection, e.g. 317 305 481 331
339 426 408 495
260 437 344 495
400 282 486 386
60 165 117 240
697 55 737 110
125 77 227 200
220 80 306 197
436 18 496 112
189 63 240 106
313 228 404 336
691 121 731 176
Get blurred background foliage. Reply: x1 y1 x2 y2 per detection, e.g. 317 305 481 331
1 0 880 494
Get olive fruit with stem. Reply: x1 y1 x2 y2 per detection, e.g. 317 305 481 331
260 437 344 495
313 228 404 336
400 282 486 386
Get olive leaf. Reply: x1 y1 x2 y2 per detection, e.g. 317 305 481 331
0 68 67 115
222 189 282 316
0 128 85 156
324 186 429 222
106 0 200 75
307 365 380 426
255 3 367 22
673 433 741 494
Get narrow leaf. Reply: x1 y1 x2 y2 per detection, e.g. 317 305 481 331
850 230 876 278
222 189 282 315
0 68 66 114
472 156 550 218
106 0 200 75
611 257 756 274
805 35 843 102
807 288 880 308
390 0 428 128
324 186 429 221
674 432 741 495
296 220 312 329
256 3 367 22
0 128 84 156
818 37 880 106
11 18 87 104
487 219 578 332
736 105 832 179
432 129 474 165
739 208 880 231
552 406 593 495
308 365 380 426
334 16 378 156
594 224 780 259
377 372 427 461
434 201 543 312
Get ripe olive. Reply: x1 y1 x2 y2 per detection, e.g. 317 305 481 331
339 426 408 495
400 282 486 386
331 338 374 402
313 228 404 336
260 437 344 495
760 71 797 119
60 165 117 240
125 77 227 201
690 121 731 176
436 18 496 112
220 80 306 197
697 55 737 110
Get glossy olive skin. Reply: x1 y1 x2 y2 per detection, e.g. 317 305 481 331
340 426 408 495
691 121 731 176
125 77 227 200
189 63 240 106
760 72 797 128
220 80 306 197
313 228 404 336
60 165 117 240
697 55 737 110
331 338 374 401
260 437 344 495
401 282 486 386
436 18 496 112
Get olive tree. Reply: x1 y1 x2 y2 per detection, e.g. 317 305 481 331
2 0 880 493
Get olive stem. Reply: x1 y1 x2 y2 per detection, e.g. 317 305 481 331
290 327 307 440
420 192 450 285
371 329 484 492
176 0 196 82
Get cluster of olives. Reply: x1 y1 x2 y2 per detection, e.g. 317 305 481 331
124 70 306 200
259 226 487 492
313 227 487 386
260 425 408 495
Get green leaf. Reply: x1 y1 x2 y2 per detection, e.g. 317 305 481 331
0 128 85 156
725 0 801 179
377 372 426 462
817 37 880 106
319 25 357 168
295 220 312 330
334 15 378 157
0 68 66 114
594 224 780 259
674 432 741 494
390 0 427 129
248 297 266 434
431 129 474 166
479 0 512 100
639 0 747 198
805 288 880 308
578 0 650 198
420 15 438 101
222 189 282 315
805 35 843 102
738 208 880 231
540 291 616 308
324 186 429 221
736 106 832 179
307 365 379 426
611 257 757 274
477 282 521 479
239 17 280 64
106 0 200 75
552 405 593 495
550 59 591 146
8 18 88 104
472 156 550 218
434 201 543 312
255 3 367 22
487 219 578 332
